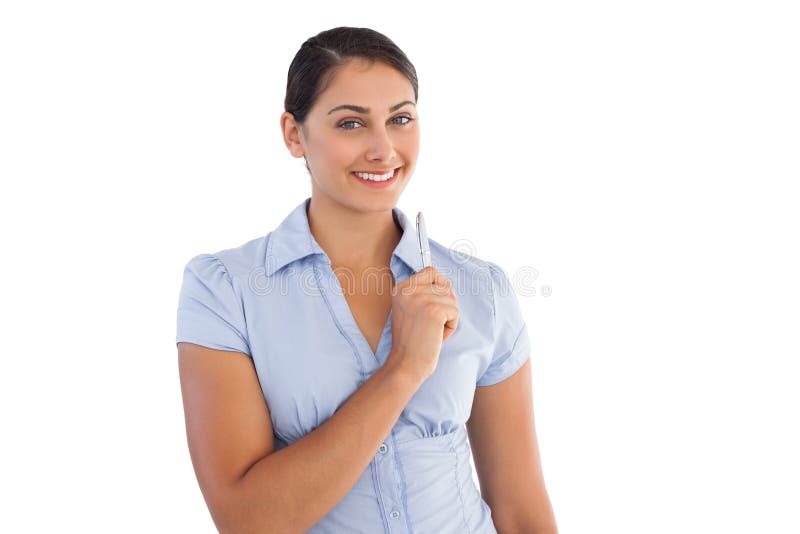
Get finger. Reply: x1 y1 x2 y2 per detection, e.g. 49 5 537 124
409 267 445 290
420 279 451 297
433 275 452 296
442 304 459 335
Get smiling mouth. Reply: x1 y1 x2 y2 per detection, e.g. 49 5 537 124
352 167 399 175
351 167 401 182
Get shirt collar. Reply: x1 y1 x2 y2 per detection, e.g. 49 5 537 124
264 196 424 277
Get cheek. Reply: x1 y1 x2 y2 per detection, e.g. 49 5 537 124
308 131 345 155
323 136 362 164
398 130 420 157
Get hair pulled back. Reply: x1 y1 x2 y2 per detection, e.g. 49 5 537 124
284 26 418 130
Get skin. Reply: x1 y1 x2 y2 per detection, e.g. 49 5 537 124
467 360 559 533
279 58 558 532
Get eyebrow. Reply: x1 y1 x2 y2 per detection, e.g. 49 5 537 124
327 100 416 115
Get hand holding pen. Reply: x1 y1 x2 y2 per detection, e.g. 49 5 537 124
386 210 460 383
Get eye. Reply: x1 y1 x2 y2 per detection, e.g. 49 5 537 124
338 120 362 131
337 115 415 131
392 115 414 126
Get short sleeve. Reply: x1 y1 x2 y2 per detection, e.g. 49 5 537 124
175 253 252 356
476 261 531 387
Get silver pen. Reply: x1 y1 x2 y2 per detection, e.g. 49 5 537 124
416 211 432 268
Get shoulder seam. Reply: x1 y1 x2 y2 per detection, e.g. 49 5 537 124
205 253 236 285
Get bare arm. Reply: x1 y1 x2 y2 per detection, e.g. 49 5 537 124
467 359 558 534
178 342 421 534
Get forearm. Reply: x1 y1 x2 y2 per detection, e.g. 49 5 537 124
219 355 421 533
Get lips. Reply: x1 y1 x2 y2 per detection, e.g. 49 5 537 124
351 166 400 187
352 167 399 175
351 167 399 180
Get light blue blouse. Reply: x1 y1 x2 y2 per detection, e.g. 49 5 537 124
176 196 531 533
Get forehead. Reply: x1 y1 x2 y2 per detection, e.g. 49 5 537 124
315 60 414 109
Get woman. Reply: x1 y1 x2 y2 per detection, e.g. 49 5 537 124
176 26 558 533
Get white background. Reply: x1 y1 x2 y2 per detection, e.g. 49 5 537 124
2 1 798 532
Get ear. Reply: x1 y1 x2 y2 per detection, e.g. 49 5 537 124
280 111 305 158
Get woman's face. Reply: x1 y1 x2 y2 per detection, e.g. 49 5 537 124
282 59 420 213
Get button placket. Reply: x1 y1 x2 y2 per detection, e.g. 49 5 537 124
372 435 410 533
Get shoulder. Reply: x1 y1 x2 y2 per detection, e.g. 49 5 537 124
184 233 271 284
427 237 508 305
428 237 494 275
428 236 510 278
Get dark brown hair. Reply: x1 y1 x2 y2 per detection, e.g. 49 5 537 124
284 27 418 172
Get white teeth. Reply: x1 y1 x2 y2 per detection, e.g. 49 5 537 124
354 169 395 181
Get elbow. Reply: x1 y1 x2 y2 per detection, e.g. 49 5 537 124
214 502 263 534
204 487 242 534
211 481 294 534
203 481 256 534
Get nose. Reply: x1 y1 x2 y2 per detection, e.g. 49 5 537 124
364 123 396 163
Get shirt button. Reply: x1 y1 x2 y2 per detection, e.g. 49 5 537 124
390 510 401 519
378 443 388 454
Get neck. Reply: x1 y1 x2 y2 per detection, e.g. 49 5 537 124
307 194 402 270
